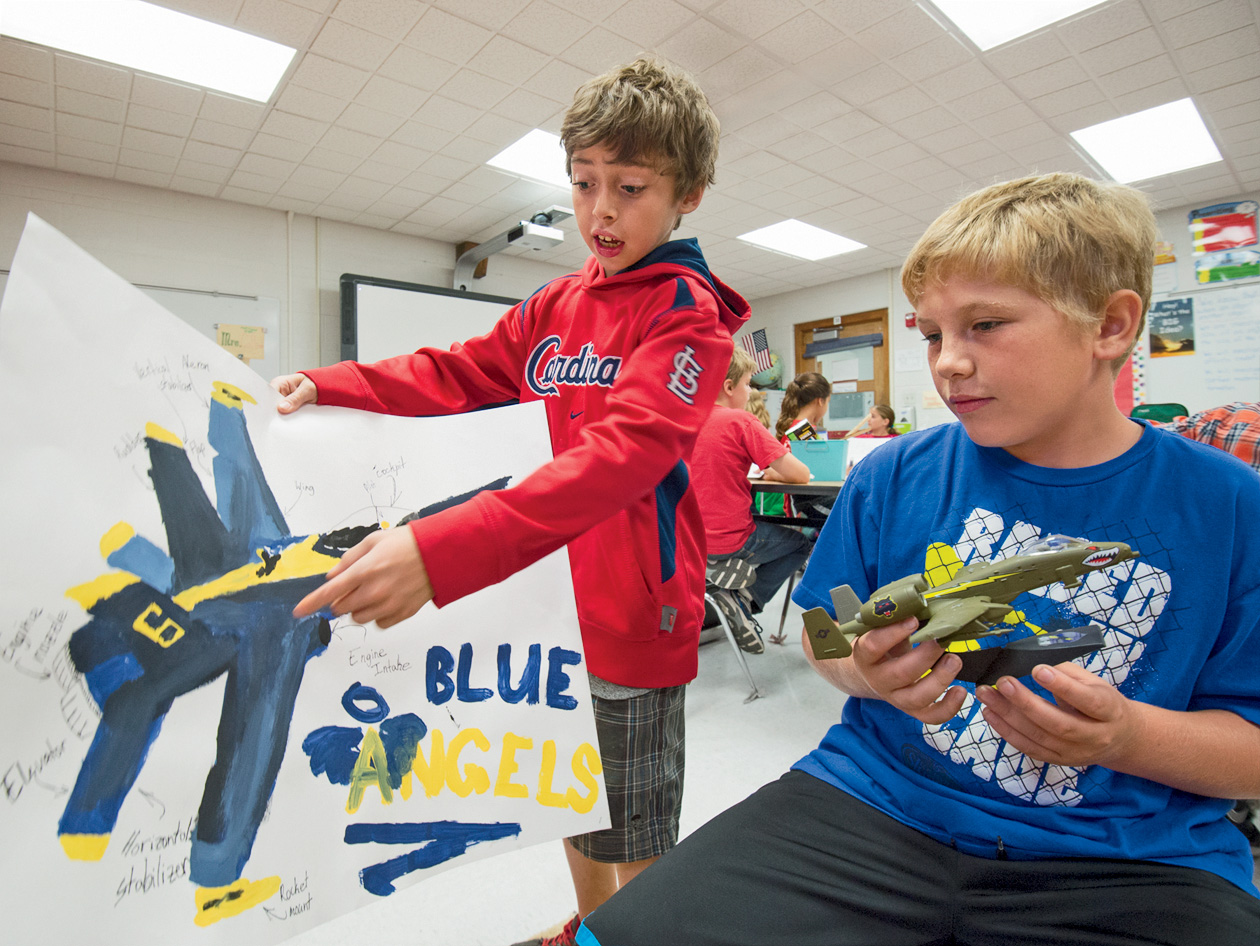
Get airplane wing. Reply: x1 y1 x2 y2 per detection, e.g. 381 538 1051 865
910 596 1012 645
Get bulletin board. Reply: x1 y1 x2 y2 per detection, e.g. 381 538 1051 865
1144 284 1260 412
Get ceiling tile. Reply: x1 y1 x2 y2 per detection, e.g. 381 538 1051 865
1078 28 1166 78
56 112 121 144
303 147 362 174
1178 25 1259 68
326 0 426 40
55 132 109 159
1096 55 1179 97
176 159 232 183
413 94 485 134
759 12 847 64
605 0 698 47
336 103 404 138
310 18 397 71
700 46 781 102
57 88 126 123
376 46 460 92
812 0 901 35
865 87 937 125
290 53 372 99
558 28 641 76
982 33 1071 79
0 39 54 82
406 7 496 62
122 126 185 156
261 109 330 143
2 123 53 152
431 0 532 32
54 55 131 99
1055 0 1152 53
658 18 745 73
0 73 51 109
1008 58 1091 99
521 58 593 103
191 118 254 149
237 0 324 46
319 124 385 158
889 33 973 82
199 94 268 128
710 0 805 39
182 139 244 167
505 1 595 56
838 63 911 107
853 4 946 60
127 103 196 138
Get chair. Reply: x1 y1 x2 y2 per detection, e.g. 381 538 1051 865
1130 402 1188 423
703 589 761 703
704 557 762 702
771 566 804 645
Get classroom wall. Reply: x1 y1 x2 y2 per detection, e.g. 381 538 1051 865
748 188 1260 425
0 161 570 374
3 160 1255 415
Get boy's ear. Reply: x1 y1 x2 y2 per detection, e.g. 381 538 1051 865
677 185 705 216
1094 289 1144 361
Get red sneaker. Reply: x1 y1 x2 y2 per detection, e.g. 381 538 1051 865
510 913 581 946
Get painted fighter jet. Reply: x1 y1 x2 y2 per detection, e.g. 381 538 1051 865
59 381 508 926
804 535 1139 666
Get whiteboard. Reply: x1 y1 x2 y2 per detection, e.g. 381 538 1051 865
342 274 519 363
1145 283 1260 412
1 271 280 378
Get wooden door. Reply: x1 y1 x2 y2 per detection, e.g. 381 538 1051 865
794 308 890 408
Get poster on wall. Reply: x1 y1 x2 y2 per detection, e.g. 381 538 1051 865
0 215 607 945
1190 200 1260 284
1148 297 1196 356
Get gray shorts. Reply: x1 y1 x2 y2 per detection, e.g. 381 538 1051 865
567 684 686 864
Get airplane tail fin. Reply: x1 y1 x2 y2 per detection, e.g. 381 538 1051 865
829 585 862 623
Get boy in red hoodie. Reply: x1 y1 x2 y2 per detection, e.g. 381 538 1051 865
271 57 746 946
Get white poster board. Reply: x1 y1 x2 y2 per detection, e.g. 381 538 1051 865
0 216 606 944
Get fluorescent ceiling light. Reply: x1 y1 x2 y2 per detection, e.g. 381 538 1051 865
929 0 1106 50
737 220 866 262
0 0 295 102
487 129 571 189
1071 98 1222 182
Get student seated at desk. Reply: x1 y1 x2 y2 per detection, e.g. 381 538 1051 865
692 347 811 654
773 371 834 525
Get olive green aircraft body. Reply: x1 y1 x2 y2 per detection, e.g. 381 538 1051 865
805 536 1139 662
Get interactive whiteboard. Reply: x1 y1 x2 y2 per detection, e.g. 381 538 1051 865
341 274 519 363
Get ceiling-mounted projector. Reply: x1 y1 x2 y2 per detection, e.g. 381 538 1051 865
454 206 573 291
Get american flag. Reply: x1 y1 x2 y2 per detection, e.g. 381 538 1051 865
740 328 772 373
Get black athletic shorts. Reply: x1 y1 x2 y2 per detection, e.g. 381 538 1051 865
581 769 1260 945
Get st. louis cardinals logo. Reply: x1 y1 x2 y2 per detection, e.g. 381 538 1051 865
525 335 622 397
666 345 704 405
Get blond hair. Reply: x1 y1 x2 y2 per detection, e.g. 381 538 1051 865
746 390 771 428
727 346 755 386
901 173 1155 371
561 56 719 204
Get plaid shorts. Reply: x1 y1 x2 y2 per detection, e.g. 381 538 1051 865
567 684 686 864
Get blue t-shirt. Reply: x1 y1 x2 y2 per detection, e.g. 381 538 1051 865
792 420 1260 894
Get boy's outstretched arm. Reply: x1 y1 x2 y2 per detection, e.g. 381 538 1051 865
802 617 968 725
976 664 1260 798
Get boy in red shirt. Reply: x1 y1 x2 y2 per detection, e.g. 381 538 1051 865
271 57 747 946
691 347 810 653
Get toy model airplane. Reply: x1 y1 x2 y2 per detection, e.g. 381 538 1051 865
804 536 1138 680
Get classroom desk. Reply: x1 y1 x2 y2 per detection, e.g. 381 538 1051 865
749 478 843 528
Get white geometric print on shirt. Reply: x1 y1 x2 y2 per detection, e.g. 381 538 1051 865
920 508 1171 807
